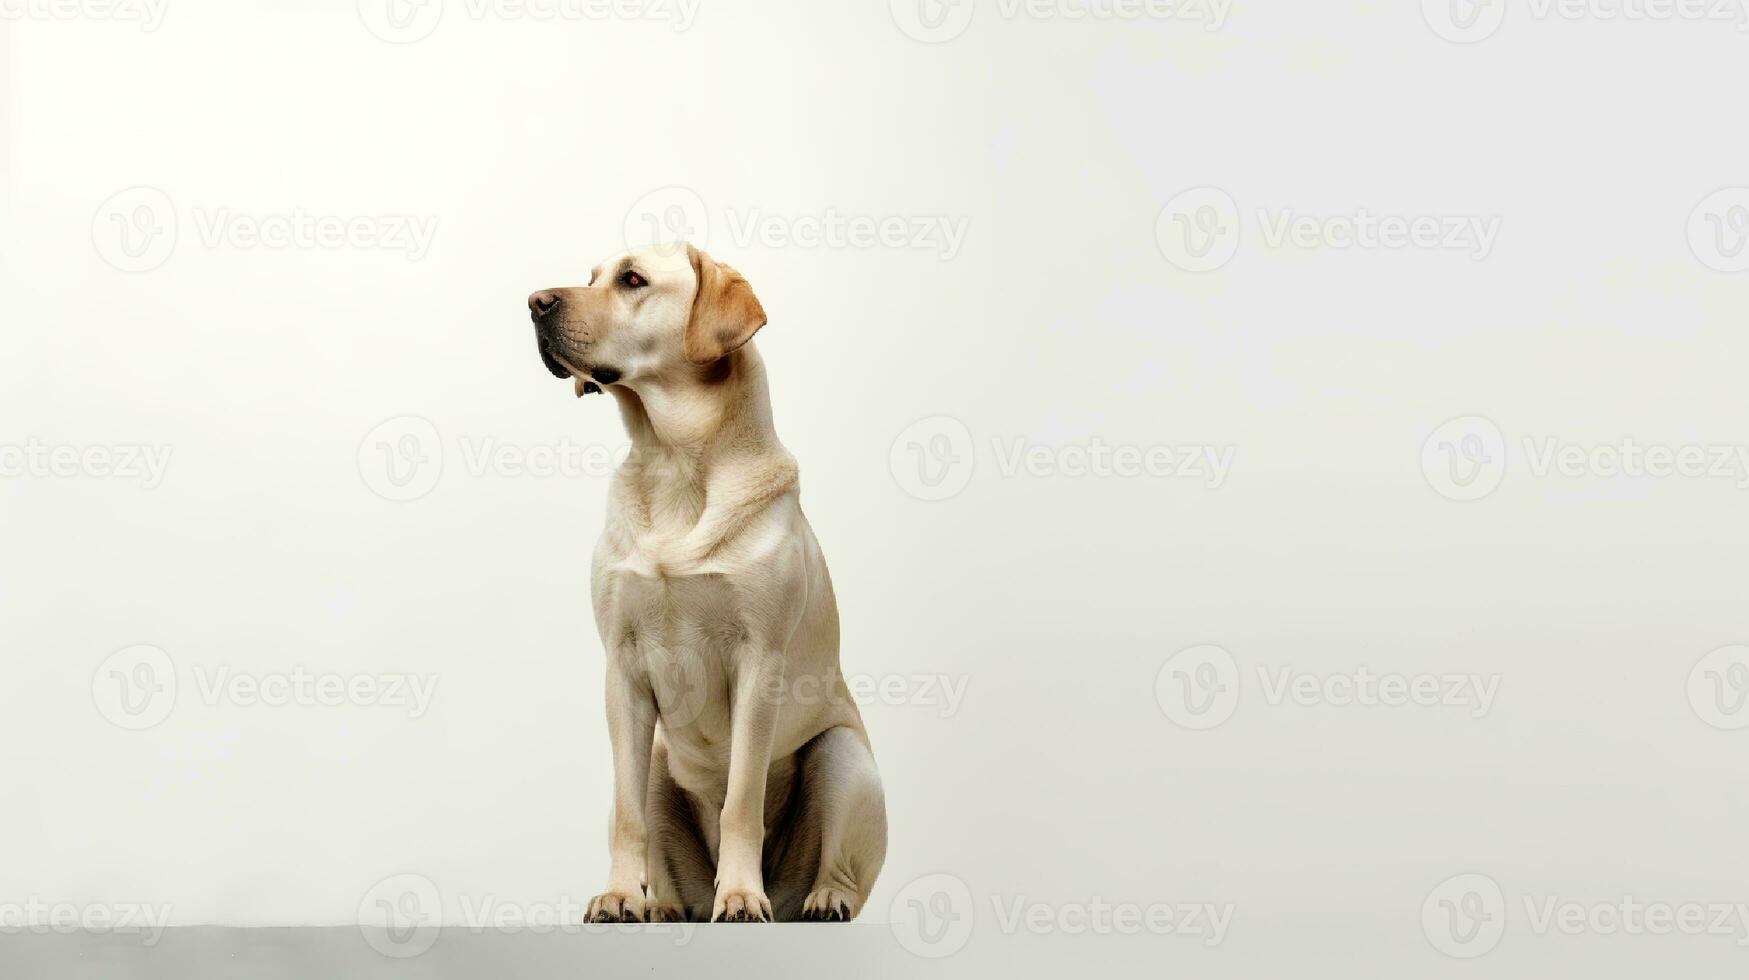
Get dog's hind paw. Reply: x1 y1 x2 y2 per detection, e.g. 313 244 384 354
800 887 857 922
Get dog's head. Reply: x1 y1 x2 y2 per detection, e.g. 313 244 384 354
527 244 766 395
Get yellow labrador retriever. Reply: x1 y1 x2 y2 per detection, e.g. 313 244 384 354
527 244 887 923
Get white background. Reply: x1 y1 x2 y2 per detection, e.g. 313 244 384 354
3 0 1749 973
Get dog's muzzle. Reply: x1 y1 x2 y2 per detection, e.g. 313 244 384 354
528 291 572 379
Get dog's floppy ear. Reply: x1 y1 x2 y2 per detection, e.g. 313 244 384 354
684 244 766 365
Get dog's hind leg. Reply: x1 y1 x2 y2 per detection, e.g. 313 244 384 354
764 726 887 922
643 733 717 922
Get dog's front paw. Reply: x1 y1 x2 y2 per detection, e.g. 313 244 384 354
587 890 646 923
711 887 772 923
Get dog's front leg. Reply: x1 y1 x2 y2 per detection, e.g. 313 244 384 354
712 648 783 922
588 659 655 923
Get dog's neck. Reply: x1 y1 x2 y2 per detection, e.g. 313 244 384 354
606 343 796 544
608 343 779 454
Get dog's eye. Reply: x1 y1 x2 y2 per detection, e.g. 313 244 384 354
619 270 648 289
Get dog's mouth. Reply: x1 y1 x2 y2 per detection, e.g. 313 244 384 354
537 339 571 380
537 337 617 396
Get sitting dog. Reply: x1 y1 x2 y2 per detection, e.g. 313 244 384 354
527 244 887 923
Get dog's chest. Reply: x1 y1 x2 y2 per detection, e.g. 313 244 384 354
598 563 746 758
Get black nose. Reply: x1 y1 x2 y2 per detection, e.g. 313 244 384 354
528 291 561 321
